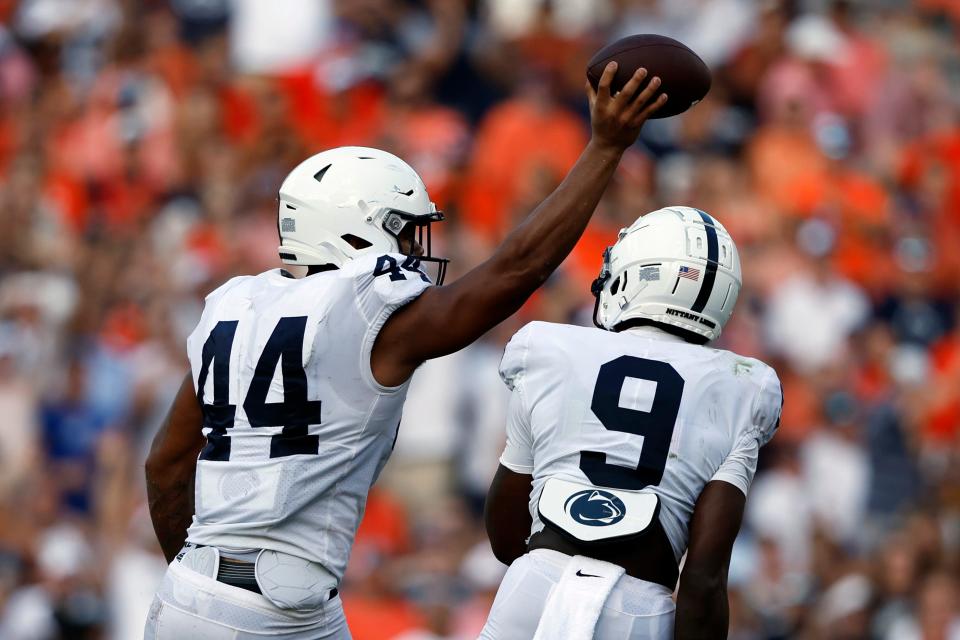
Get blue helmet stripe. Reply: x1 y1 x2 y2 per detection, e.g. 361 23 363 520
690 210 719 313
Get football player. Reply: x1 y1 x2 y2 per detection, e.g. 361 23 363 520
142 62 667 639
481 207 782 639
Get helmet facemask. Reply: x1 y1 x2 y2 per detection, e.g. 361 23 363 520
590 246 614 329
381 209 450 285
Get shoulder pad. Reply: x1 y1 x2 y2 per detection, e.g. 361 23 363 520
347 253 432 326
500 322 544 390
203 274 253 303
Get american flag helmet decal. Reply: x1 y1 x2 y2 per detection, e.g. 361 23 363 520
678 265 701 280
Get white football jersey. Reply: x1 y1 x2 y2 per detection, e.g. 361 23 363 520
184 252 431 581
499 321 782 561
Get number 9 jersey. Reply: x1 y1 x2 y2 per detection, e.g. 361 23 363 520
498 321 782 562
184 253 431 582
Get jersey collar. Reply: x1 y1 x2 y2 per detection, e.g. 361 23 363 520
622 325 688 343
266 265 338 282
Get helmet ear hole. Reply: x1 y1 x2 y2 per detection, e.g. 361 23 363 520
341 234 373 250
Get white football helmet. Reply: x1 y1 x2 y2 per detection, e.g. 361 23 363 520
277 146 448 283
591 206 742 342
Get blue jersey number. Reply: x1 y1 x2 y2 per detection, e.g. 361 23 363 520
580 356 684 490
373 255 430 283
196 317 322 461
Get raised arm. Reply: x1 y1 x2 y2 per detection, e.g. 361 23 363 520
674 480 747 640
145 373 205 562
372 64 666 386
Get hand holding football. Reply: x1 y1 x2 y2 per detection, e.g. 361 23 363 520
586 34 711 119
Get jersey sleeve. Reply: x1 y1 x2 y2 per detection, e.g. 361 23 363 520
499 323 535 391
710 363 783 496
352 253 433 391
499 383 535 474
353 253 433 324
752 365 783 447
709 433 760 496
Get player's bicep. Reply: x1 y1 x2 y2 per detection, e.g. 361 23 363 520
373 280 477 369
484 464 534 565
675 480 744 638
683 480 747 580
374 260 534 384
146 373 205 473
485 383 535 564
145 373 205 563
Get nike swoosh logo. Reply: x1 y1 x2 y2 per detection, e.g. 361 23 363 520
576 570 601 578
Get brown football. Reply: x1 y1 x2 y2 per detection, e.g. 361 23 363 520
586 34 711 119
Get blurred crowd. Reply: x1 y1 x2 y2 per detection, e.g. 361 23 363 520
0 0 959 638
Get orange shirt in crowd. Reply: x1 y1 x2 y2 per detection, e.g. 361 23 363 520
42 171 90 233
220 81 263 145
784 167 894 291
461 97 587 237
777 370 820 443
567 221 620 289
747 125 827 211
916 0 960 25
900 127 960 228
148 42 201 99
925 334 960 444
0 114 14 176
354 489 411 558
340 596 426 640
383 106 469 209
332 492 421 639
276 70 387 150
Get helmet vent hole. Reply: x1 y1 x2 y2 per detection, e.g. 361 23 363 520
358 156 374 159
697 237 703 250
610 276 621 295
341 234 373 249
285 203 297 210
671 277 681 295
313 164 332 183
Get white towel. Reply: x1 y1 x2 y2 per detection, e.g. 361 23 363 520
532 555 626 640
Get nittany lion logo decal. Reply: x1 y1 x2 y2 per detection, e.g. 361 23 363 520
564 489 627 527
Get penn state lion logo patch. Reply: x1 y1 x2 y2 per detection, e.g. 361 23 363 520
564 489 627 527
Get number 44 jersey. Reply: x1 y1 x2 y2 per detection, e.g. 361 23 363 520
498 321 782 562
184 253 431 581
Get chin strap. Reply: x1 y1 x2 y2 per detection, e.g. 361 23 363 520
590 246 613 330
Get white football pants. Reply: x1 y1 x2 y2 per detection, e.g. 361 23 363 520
144 558 350 639
479 549 675 640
